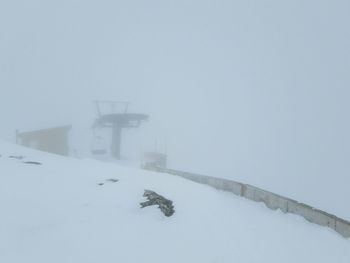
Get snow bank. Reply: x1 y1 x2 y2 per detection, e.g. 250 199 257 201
144 166 350 238
1 142 349 263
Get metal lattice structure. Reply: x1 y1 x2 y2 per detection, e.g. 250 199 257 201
92 101 148 159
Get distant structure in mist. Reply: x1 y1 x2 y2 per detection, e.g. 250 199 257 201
92 101 148 159
13 101 149 160
142 152 167 168
16 125 71 156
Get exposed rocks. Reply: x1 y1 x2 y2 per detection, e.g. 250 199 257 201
9 155 24 160
98 178 119 186
106 178 119 183
23 161 42 165
140 190 175 217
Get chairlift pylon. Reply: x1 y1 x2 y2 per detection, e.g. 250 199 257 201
91 101 148 159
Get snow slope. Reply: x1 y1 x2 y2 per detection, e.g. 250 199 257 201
1 142 349 263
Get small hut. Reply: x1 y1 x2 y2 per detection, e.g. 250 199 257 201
16 125 71 156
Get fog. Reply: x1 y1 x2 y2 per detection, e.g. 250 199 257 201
1 0 349 199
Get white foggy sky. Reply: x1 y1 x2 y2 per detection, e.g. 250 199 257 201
0 0 349 204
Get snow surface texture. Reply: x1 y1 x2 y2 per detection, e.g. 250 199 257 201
1 142 349 263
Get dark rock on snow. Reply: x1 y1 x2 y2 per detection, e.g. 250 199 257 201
106 178 119 183
9 155 24 160
140 190 175 217
23 161 42 165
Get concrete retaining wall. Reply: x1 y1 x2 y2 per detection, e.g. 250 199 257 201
143 165 350 238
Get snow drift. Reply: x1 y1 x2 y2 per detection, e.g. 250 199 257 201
1 142 349 263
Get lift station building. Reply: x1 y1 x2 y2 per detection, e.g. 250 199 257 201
16 125 72 156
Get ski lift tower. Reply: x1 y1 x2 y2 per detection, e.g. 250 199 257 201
92 101 148 159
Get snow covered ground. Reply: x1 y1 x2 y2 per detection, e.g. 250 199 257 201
1 142 349 263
